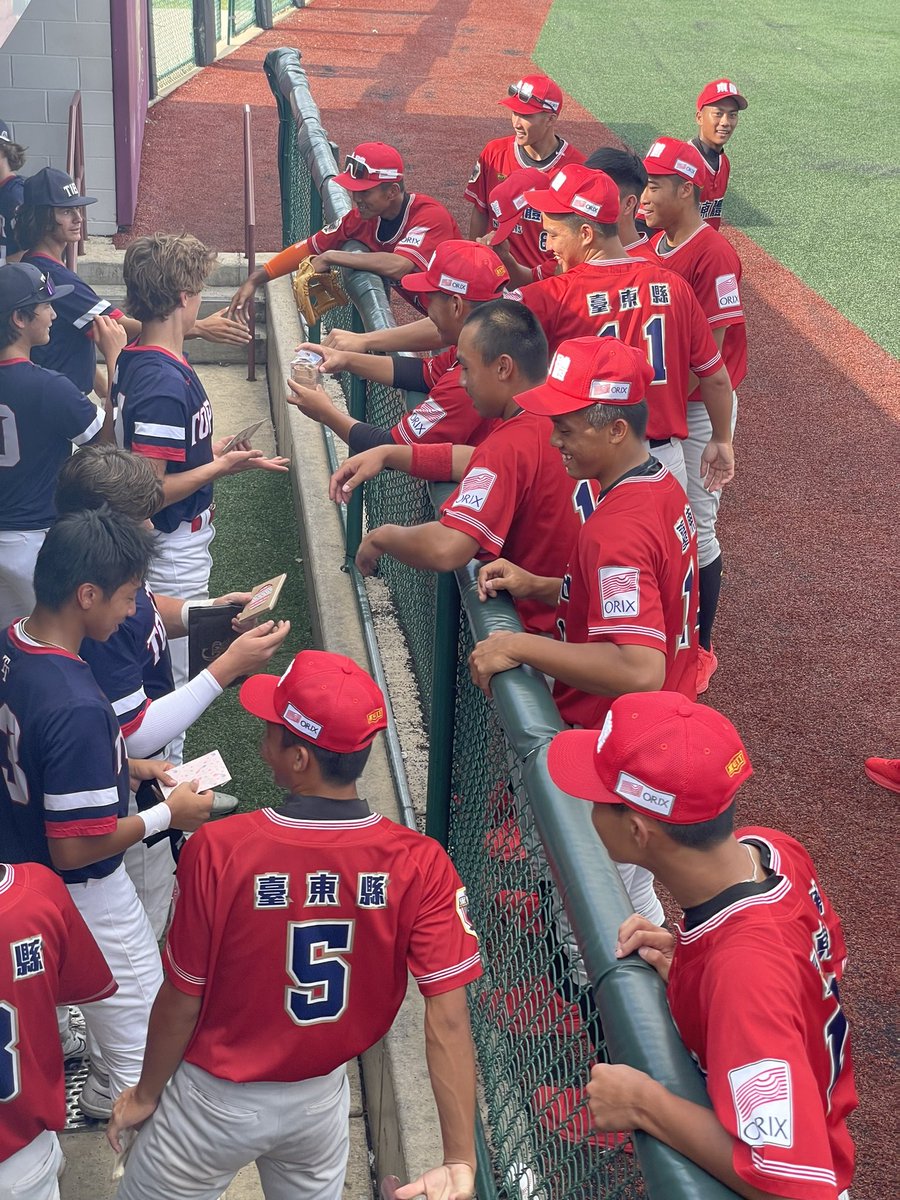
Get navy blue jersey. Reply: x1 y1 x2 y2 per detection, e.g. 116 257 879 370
0 358 103 530
81 585 174 741
22 252 122 394
0 621 130 884
0 174 24 263
115 344 214 533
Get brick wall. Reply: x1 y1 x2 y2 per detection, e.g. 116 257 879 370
0 0 117 235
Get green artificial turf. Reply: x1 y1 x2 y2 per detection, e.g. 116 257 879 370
536 0 900 357
184 469 314 812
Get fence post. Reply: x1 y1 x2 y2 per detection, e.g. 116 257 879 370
342 308 367 558
424 571 461 847
193 0 216 67
255 0 274 26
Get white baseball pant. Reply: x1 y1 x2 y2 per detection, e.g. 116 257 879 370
682 395 739 568
65 864 163 1100
645 437 688 492
0 528 47 629
145 511 215 765
123 793 175 940
0 1130 63 1200
117 1060 350 1200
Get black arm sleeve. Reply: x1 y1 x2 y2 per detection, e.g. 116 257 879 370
347 422 398 454
390 354 428 393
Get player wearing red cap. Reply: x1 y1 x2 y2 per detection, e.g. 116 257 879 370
230 142 460 320
642 136 746 691
286 241 509 452
465 74 585 242
109 650 481 1200
509 164 735 493
0 861 116 1198
547 692 857 1200
693 79 748 230
333 300 585 635
479 168 557 287
584 147 657 262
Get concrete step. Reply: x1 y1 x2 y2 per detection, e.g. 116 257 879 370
75 241 275 290
96 283 266 325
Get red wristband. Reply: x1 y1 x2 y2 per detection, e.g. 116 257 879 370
410 442 454 481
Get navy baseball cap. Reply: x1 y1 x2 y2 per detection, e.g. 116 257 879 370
0 120 11 143
0 262 74 315
23 167 97 208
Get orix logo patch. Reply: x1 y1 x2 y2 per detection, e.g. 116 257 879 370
716 273 741 308
398 225 428 249
728 1059 793 1148
452 468 497 512
614 771 675 816
283 703 323 741
598 566 640 619
455 887 478 938
407 400 447 439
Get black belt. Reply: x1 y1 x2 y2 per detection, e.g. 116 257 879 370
649 437 672 448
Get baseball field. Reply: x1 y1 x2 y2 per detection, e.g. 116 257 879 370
134 1 899 1196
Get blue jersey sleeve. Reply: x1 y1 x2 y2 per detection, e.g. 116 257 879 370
41 701 126 841
122 365 190 462
41 370 104 445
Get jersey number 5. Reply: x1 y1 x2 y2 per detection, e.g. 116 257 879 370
285 920 354 1026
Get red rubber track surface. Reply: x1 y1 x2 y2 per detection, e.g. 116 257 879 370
125 3 899 1196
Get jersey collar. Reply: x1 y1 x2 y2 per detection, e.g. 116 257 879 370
272 794 372 822
596 456 664 503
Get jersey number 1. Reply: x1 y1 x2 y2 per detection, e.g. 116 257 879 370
598 317 667 383
285 920 354 1026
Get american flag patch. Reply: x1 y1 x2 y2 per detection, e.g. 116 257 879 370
733 1064 790 1121
599 568 639 602
715 273 740 308
452 468 498 512
729 1058 793 1147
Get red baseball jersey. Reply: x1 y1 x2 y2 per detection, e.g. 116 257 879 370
490 202 557 276
668 827 857 1199
164 803 482 1083
552 462 699 728
691 140 731 230
625 235 660 264
439 411 587 634
465 136 585 215
308 194 461 309
650 224 747 395
514 259 724 440
0 862 116 1160
391 349 497 447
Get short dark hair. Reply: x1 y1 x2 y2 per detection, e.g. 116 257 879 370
280 726 373 785
33 507 155 610
56 445 164 522
462 298 549 384
13 204 58 252
0 306 38 352
583 398 648 441
608 800 736 849
554 212 618 239
584 147 647 198
0 140 27 172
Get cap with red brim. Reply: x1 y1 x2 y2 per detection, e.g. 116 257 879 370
516 336 654 417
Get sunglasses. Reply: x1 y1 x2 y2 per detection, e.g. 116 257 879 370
343 154 400 182
507 81 560 113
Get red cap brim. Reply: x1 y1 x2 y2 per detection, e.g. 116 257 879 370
238 673 281 724
546 731 620 804
515 379 591 417
332 171 397 193
499 96 546 115
398 270 439 295
521 187 568 216
492 214 522 244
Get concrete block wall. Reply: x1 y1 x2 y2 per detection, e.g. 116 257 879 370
0 0 117 235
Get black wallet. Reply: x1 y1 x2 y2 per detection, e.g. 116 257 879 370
187 603 244 686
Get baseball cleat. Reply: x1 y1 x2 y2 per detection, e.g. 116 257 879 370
60 1025 87 1060
211 791 240 816
77 1067 113 1120
864 757 900 794
695 645 718 695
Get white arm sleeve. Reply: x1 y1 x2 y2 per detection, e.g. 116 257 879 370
124 669 224 757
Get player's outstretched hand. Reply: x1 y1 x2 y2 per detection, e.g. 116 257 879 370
699 440 735 492
615 914 675 982
295 340 351 376
286 378 337 424
216 620 291 683
586 1062 653 1133
193 308 253 346
355 529 388 577
107 1086 158 1152
127 758 175 792
394 1162 476 1200
322 327 371 353
329 447 392 502
227 271 265 324
212 590 253 608
309 252 335 274
476 558 536 602
468 631 523 698
165 783 214 832
213 444 290 476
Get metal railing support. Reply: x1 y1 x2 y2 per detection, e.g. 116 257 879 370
65 93 86 271
242 104 258 382
424 569 461 848
193 0 216 66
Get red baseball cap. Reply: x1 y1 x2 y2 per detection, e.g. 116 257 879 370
547 692 754 823
488 168 550 243
501 75 564 116
333 142 404 192
697 78 748 111
643 137 708 185
516 336 654 416
402 240 509 301
239 650 387 753
524 164 620 223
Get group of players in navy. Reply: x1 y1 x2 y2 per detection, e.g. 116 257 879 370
0 68 857 1200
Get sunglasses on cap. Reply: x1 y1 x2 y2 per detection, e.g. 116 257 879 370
507 80 560 113
342 154 400 182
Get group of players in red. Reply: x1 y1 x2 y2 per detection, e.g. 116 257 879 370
0 67 859 1200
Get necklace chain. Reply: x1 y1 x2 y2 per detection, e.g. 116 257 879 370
22 618 72 654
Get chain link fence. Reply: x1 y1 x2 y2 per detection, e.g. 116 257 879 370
265 45 739 1200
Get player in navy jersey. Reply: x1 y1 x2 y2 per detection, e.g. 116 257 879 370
0 508 214 1117
109 650 480 1200
56 445 290 947
0 261 124 629
0 120 26 266
115 235 289 745
548 692 856 1200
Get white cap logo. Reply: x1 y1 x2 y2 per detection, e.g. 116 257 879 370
513 192 528 211
571 195 601 217
589 379 632 401
647 142 665 157
550 170 567 192
438 273 468 295
595 711 613 753
282 703 323 741
550 352 571 381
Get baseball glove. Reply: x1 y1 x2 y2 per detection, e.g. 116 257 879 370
291 257 348 327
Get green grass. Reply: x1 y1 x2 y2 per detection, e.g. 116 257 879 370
184 469 314 812
537 0 900 357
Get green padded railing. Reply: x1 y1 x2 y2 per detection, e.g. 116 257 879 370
264 45 739 1200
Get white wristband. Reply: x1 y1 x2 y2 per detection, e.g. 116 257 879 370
139 802 172 840
180 597 216 629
